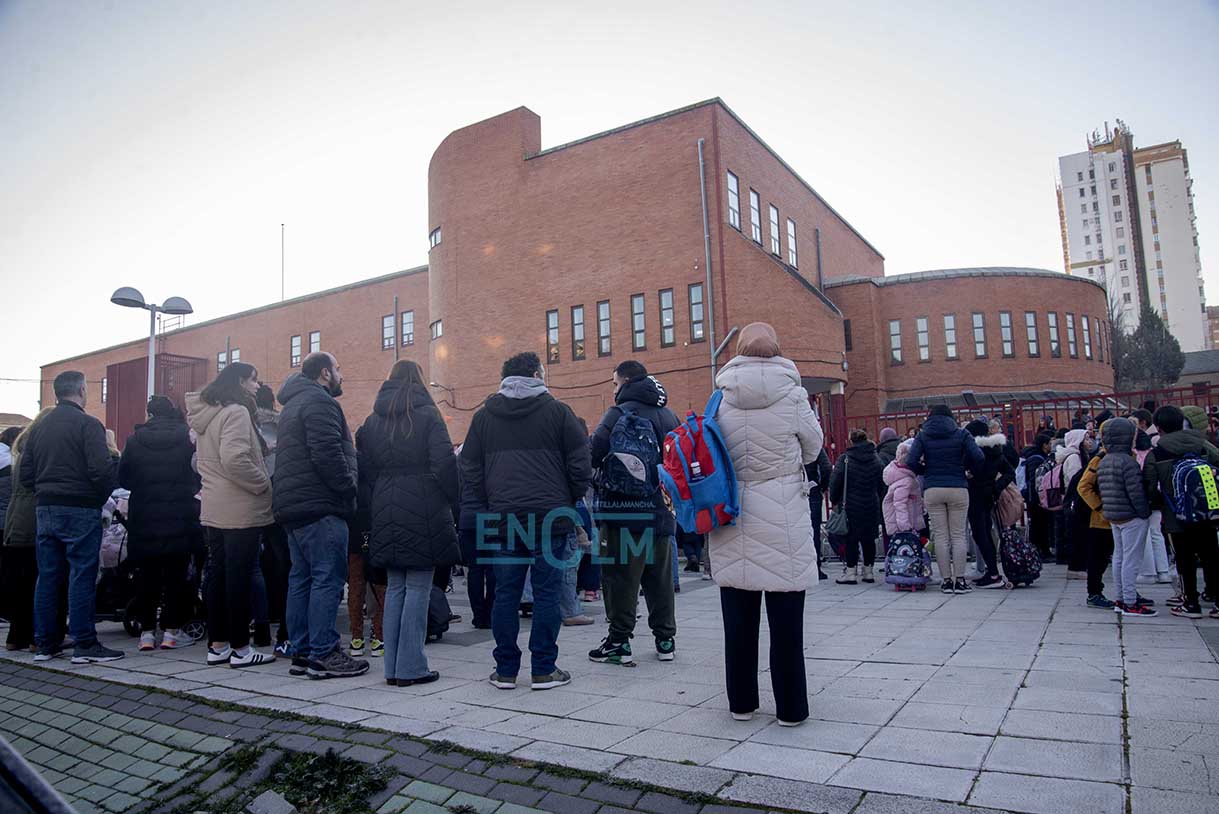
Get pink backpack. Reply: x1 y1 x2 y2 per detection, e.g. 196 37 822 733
1038 462 1067 512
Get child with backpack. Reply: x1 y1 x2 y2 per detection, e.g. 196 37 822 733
1095 419 1155 616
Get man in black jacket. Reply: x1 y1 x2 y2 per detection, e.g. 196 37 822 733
274 353 367 680
460 352 592 691
20 371 122 663
587 361 680 666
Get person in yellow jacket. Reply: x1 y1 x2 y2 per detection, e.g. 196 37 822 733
1076 438 1114 609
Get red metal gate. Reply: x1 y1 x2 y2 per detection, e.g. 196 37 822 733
105 354 208 449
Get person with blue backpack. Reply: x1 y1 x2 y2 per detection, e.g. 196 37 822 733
706 323 822 727
1142 405 1219 619
588 361 680 666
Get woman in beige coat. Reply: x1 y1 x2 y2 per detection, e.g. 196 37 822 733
708 323 823 726
186 362 275 669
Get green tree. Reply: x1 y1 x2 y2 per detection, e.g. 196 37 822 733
1114 305 1185 391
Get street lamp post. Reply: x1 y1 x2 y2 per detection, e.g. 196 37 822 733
110 287 194 400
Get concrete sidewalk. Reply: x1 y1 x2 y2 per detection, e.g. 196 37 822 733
3 562 1218 814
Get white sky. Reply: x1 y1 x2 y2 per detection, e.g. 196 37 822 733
2 0 1217 417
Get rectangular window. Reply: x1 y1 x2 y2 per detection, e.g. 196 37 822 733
769 205 780 255
546 309 558 363
1118 244 1127 255
400 312 413 346
689 284 705 342
1082 315 1092 359
658 289 674 347
889 320 902 364
309 331 320 353
999 311 1014 357
1110 179 1118 190
1112 194 1121 206
217 351 227 373
1084 235 1091 245
571 305 585 360
428 227 441 249
944 314 958 360
1047 311 1061 357
1024 312 1039 357
1076 171 1083 182
1097 321 1105 363
1114 210 1122 221
430 319 442 340
1120 259 1128 270
972 312 987 358
290 335 302 367
916 317 929 361
1080 204 1087 214
1116 226 1125 238
1078 188 1085 198
1090 185 1096 195
382 315 395 349
230 349 240 364
1066 313 1078 358
726 171 740 230
749 190 762 244
597 300 611 356
844 319 853 352
101 376 108 404
631 294 646 350
1109 162 1115 172
786 219 798 267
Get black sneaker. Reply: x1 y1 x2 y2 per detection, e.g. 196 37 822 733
33 643 64 662
1171 602 1203 619
655 638 675 662
684 558 700 573
1134 594 1155 607
70 642 124 664
307 648 370 680
954 578 972 594
289 657 310 676
588 638 634 665
974 574 1005 589
531 669 572 690
941 579 955 594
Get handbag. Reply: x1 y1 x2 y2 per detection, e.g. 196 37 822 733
825 457 850 537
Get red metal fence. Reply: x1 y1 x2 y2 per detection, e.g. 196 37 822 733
106 354 208 449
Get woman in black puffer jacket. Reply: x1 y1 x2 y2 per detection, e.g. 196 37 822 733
828 429 886 584
357 360 459 686
118 397 201 650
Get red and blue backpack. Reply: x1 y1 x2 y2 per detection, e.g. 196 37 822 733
657 390 740 534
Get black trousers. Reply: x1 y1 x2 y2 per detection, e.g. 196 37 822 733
204 527 261 650
808 487 823 556
1 547 64 648
260 524 291 642
1065 513 1089 571
133 547 191 631
720 587 808 724
1028 505 1051 558
843 522 875 568
1168 526 1219 605
460 529 496 626
1086 527 1114 597
969 491 998 577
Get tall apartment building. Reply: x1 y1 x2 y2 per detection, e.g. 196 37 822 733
1057 122 1207 351
1206 304 1219 350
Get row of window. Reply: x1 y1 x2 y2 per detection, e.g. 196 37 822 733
1074 162 1117 183
726 171 798 267
216 348 241 372
544 285 706 363
863 310 1111 366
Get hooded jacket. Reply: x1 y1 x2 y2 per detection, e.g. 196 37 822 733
18 401 117 509
186 393 273 530
458 376 592 537
1142 427 1219 534
118 415 201 551
590 375 680 535
829 441 885 527
882 458 924 533
357 380 460 570
708 355 823 592
876 434 901 468
272 374 358 529
1096 419 1149 523
1056 429 1088 485
905 414 984 490
969 433 1016 500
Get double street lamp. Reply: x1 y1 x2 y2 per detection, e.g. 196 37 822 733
110 287 194 400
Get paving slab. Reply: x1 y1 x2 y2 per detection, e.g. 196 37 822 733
828 757 976 802
969 771 1125 814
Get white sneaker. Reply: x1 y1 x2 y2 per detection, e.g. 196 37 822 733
206 645 232 665
230 648 275 668
731 711 755 721
138 632 156 652
160 630 195 650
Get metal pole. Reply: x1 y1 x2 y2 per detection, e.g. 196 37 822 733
147 306 157 400
697 138 717 384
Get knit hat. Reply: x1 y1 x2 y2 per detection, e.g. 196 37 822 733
1182 405 1207 431
966 419 989 437
879 427 898 443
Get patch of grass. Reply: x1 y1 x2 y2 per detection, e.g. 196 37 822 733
218 743 264 775
269 749 391 814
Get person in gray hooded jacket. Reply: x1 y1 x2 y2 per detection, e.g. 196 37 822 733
1097 418 1153 615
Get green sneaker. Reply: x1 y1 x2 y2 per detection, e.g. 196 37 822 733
588 638 633 664
655 638 675 662
369 638 384 657
350 638 365 656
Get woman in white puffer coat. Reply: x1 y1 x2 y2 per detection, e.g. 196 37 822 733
708 322 823 727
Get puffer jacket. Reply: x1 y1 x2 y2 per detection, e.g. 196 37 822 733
1076 453 1110 530
1142 428 1219 534
707 355 823 592
876 437 900 468
459 376 592 536
3 450 35 547
905 414 983 490
1096 419 1150 523
186 394 273 530
829 441 885 528
358 379 460 571
273 374 358 529
118 415 201 554
882 461 924 533
970 434 1016 499
590 375 679 535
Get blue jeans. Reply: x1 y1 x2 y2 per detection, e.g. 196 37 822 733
286 516 348 662
383 568 432 681
671 535 680 589
34 506 102 649
560 533 582 620
490 532 572 678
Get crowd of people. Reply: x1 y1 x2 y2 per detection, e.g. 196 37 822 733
2 321 1218 728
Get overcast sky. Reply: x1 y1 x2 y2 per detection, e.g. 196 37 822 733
2 0 1217 417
